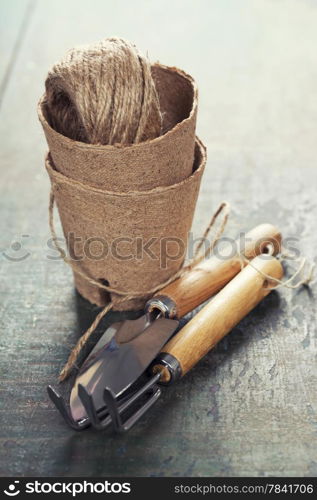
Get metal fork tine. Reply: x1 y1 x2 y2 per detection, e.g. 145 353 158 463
103 388 122 431
49 373 163 433
123 386 161 431
104 386 162 433
103 373 162 433
47 385 88 431
77 384 112 431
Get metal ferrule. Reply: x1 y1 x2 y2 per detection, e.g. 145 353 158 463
153 352 182 386
145 295 177 318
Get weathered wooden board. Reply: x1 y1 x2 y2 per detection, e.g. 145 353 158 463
0 0 316 477
0 0 31 100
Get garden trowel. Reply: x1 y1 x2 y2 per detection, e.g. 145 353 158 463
47 223 281 430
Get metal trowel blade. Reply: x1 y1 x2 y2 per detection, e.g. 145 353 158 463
70 316 179 422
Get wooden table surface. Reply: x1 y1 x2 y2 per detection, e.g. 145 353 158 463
0 0 316 477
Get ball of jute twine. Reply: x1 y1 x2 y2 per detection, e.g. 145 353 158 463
48 196 314 382
44 37 162 145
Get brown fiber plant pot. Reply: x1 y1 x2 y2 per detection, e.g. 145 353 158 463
39 64 206 310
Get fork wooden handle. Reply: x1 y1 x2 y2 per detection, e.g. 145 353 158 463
146 223 282 318
151 255 283 384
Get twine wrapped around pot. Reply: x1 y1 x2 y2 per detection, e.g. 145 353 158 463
38 39 203 311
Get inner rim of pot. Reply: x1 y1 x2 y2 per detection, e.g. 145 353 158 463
151 65 195 134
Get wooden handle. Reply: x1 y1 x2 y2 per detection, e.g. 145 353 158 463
149 223 281 318
152 255 283 382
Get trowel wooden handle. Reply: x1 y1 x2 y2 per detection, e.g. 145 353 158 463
147 223 281 318
152 256 283 384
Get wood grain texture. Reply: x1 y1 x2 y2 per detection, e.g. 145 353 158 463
155 257 283 379
155 223 281 318
0 0 316 478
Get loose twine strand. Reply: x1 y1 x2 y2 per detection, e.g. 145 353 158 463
48 194 314 381
238 250 314 290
